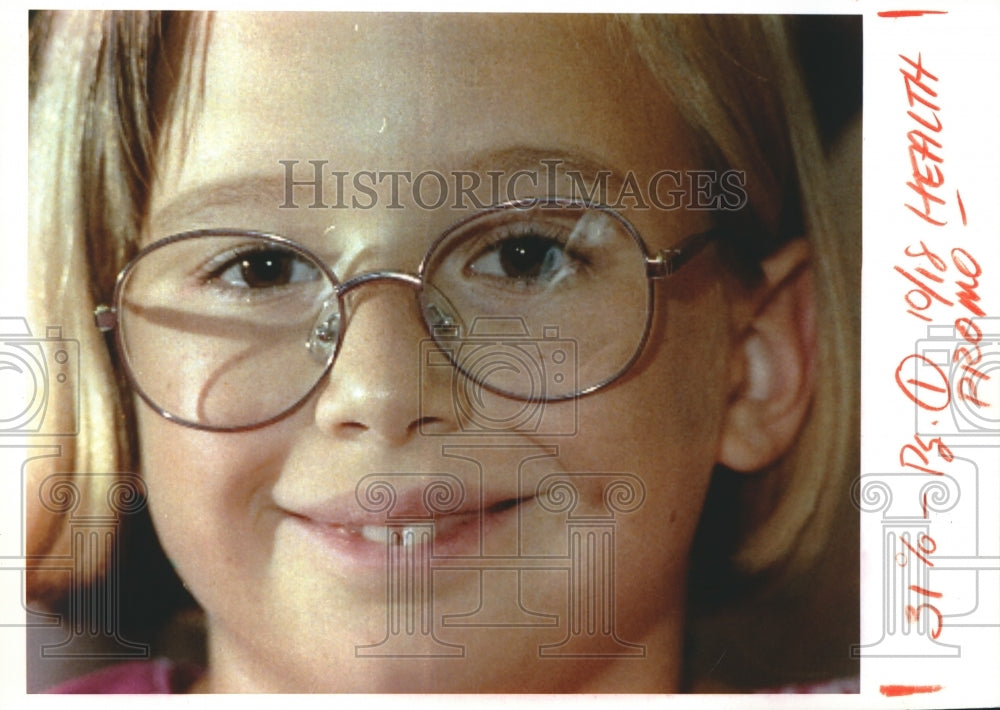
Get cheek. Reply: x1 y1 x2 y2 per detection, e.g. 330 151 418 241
135 406 292 603
575 289 731 476
550 290 734 587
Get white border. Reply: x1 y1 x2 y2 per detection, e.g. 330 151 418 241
3 2 998 709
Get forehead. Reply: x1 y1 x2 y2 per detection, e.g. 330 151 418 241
150 13 699 243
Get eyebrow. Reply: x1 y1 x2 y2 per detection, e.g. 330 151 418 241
148 145 628 234
463 145 628 196
148 173 291 236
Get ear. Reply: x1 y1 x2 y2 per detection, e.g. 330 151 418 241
717 239 817 472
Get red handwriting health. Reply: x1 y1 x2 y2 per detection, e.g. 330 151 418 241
900 53 964 226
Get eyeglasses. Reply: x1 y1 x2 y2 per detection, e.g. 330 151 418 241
94 198 715 431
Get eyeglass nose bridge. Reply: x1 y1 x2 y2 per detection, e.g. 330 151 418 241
337 270 424 296
307 269 427 363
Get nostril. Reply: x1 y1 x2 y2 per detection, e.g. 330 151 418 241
409 416 447 436
335 421 369 438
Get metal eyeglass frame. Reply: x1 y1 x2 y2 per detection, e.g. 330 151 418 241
94 197 717 432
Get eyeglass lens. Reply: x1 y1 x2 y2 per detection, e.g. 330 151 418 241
116 203 652 429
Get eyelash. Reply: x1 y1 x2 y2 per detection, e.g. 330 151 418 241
464 222 592 278
194 244 319 296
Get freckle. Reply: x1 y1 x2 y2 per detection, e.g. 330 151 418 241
669 509 677 524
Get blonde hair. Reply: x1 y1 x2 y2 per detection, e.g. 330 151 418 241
28 10 206 603
28 11 859 686
614 17 860 686
619 15 859 575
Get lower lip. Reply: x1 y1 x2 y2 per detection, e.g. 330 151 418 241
284 500 526 571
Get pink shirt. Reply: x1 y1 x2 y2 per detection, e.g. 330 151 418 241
47 659 857 694
46 659 202 694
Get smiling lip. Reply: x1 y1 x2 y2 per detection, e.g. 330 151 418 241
281 490 530 569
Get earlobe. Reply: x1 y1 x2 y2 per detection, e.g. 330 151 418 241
718 239 817 473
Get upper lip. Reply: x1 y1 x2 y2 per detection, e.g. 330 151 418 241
279 481 531 528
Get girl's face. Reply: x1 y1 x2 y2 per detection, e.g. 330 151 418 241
140 14 747 692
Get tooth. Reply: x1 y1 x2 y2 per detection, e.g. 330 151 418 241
359 525 388 544
359 524 435 546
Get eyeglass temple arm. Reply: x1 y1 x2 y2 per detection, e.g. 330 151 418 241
645 228 717 279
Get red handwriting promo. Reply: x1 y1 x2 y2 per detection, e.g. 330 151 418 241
894 241 989 412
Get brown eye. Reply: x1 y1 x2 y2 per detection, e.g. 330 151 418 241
469 234 569 282
213 248 320 289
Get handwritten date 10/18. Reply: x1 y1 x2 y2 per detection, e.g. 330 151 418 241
897 241 984 323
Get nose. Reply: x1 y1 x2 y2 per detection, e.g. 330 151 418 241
312 275 457 443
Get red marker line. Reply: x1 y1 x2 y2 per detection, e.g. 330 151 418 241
956 190 967 225
878 10 948 17
880 684 943 697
